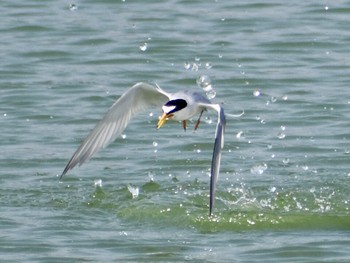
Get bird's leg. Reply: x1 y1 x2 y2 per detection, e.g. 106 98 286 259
182 120 187 131
194 110 204 131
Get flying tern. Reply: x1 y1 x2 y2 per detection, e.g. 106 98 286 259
60 82 226 215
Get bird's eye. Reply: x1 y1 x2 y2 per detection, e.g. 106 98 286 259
163 99 187 114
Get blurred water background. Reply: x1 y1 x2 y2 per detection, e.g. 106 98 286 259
1 0 350 262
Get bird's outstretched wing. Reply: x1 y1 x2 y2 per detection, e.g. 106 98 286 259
201 103 226 216
60 82 170 179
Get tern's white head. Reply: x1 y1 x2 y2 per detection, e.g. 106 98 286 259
157 99 187 128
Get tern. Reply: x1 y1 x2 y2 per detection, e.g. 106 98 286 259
60 82 226 215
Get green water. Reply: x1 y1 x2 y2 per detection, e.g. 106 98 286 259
1 0 349 262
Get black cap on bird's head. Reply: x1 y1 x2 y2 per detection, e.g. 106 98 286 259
157 99 187 128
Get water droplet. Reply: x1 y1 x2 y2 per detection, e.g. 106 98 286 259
301 165 309 171
191 63 199 71
277 132 286 139
139 42 148 51
205 62 212 69
69 3 78 11
324 6 329 11
120 231 128 236
127 185 139 198
94 179 102 187
184 62 191 70
247 219 255 225
206 89 216 99
203 84 213 92
282 95 288 101
280 125 286 131
271 96 277 103
196 75 216 99
205 116 212 124
250 163 268 175
196 75 211 87
148 171 154 182
152 141 158 147
253 90 261 97
236 131 244 139
121 134 127 139
282 158 290 164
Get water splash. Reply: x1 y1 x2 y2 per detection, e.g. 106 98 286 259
139 43 148 51
94 179 102 187
127 185 139 198
236 131 245 139
148 171 155 182
253 90 262 97
152 141 158 153
196 75 216 99
205 62 212 69
250 163 268 175
69 4 78 11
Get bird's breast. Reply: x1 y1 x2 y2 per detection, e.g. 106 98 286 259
172 104 204 121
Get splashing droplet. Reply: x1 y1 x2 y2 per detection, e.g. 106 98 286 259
127 185 139 198
253 90 261 97
94 179 102 187
205 116 212 124
184 62 191 70
277 132 286 139
250 163 268 175
206 89 216 99
205 62 212 69
283 158 290 164
69 3 78 11
148 171 154 182
196 75 216 99
301 165 309 171
236 131 244 139
196 75 211 87
139 43 148 51
191 63 199 71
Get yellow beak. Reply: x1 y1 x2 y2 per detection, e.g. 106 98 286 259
157 113 173 129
